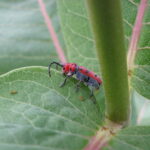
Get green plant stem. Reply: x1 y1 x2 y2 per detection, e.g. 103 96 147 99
86 0 130 125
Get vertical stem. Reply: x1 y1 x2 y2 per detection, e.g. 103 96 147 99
86 0 130 125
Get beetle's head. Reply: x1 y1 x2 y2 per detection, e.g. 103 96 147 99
63 63 77 75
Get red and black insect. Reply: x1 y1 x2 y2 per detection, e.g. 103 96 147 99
48 61 102 103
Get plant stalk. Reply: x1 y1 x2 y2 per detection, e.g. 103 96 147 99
86 0 130 125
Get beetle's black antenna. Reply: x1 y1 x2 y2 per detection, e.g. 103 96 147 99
48 61 63 77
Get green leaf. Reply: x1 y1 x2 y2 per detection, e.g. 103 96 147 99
0 0 65 74
57 0 100 74
131 66 150 99
121 0 140 47
0 66 104 150
104 126 150 150
57 0 150 99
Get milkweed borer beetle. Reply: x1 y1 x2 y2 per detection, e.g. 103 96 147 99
48 61 102 103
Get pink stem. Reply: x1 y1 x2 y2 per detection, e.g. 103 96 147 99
38 0 67 63
127 0 148 70
84 127 114 150
84 135 108 150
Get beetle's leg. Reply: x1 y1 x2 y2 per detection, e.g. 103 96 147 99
59 76 69 87
75 80 82 92
89 87 96 104
90 87 94 97
59 74 73 87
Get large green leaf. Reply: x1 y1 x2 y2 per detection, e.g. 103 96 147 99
57 0 100 74
57 0 150 99
104 126 150 150
0 66 104 150
0 0 65 74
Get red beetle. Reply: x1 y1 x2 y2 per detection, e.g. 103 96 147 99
48 62 102 103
